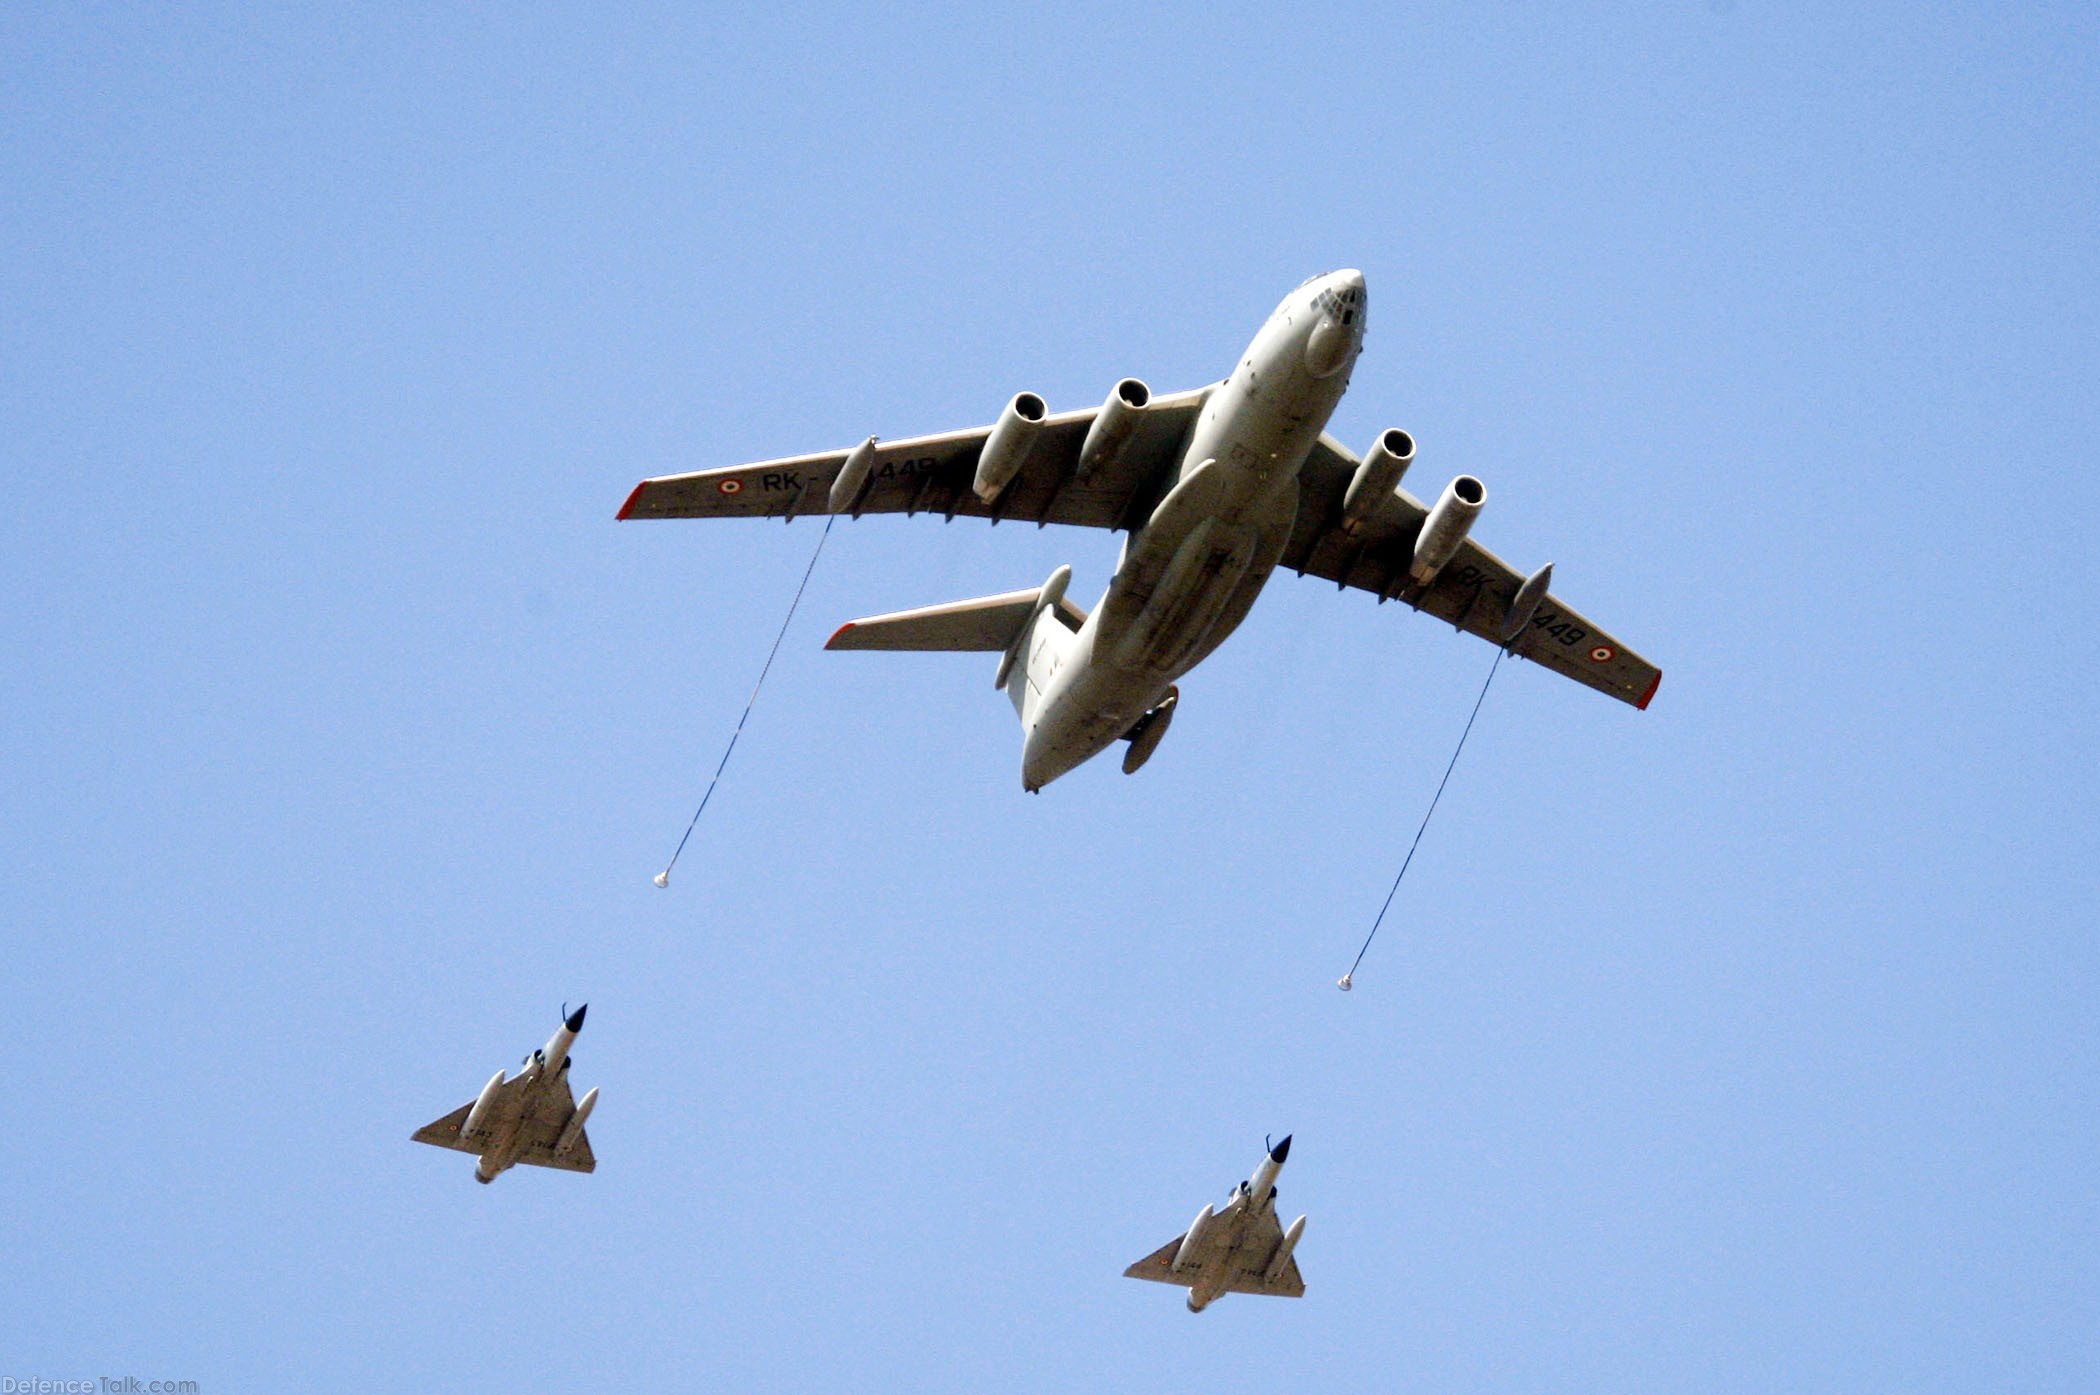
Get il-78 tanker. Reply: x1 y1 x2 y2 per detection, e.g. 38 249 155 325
620 270 1658 790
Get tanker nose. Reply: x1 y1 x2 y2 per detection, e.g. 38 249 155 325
1331 268 1364 293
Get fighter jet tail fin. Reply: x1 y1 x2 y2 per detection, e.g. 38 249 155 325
826 587 1087 653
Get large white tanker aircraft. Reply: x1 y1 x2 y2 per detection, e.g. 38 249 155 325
621 271 1658 790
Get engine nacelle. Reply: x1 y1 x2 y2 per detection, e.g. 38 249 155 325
1341 428 1414 537
1408 475 1486 585
1263 1214 1307 1282
1076 378 1150 479
1173 1203 1215 1273
973 392 1049 503
555 1086 599 1154
462 1069 505 1139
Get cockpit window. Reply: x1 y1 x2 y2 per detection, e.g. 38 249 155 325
1311 284 1367 332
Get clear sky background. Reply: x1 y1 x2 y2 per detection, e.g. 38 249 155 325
6 3 2096 1390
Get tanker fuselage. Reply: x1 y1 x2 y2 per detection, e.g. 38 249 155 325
1020 271 1365 790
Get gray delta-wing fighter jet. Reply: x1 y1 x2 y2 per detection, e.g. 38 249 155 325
412 1004 597 1184
1126 1135 1308 1312
620 271 1659 790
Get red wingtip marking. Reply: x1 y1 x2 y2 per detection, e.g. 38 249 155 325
616 482 648 520
1637 669 1662 711
825 623 855 649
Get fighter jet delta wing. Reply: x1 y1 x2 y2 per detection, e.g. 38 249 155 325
1126 1135 1307 1312
1283 433 1661 709
413 1004 598 1183
617 383 1210 531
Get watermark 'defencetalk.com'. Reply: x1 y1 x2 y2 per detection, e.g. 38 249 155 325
3 1379 198 1393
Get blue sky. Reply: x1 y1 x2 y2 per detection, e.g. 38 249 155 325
5 3 2096 1390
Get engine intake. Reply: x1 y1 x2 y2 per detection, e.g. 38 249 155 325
1341 428 1414 537
1409 475 1486 585
1076 378 1151 479
973 392 1049 503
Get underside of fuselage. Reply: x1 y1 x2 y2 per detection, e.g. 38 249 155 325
1017 272 1365 790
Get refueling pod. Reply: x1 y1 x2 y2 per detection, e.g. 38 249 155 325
1502 562 1554 643
828 436 880 515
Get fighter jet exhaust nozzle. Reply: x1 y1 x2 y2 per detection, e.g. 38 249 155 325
1341 429 1414 537
1077 378 1151 479
973 392 1049 503
1409 475 1487 585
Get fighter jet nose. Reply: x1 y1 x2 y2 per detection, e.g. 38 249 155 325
1270 1133 1292 1163
565 1003 587 1032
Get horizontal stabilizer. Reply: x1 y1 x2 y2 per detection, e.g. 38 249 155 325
827 590 1087 653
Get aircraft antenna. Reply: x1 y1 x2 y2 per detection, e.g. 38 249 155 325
654 513 838 889
1339 646 1504 990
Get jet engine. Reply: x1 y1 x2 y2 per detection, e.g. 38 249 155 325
1408 475 1486 585
1341 428 1414 537
1076 378 1150 479
973 392 1049 502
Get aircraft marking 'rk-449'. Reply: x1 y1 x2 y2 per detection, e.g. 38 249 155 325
620 271 1659 789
